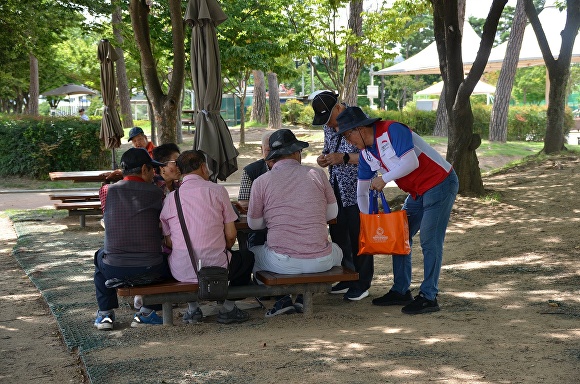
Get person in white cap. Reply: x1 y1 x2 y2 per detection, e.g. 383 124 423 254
311 91 373 302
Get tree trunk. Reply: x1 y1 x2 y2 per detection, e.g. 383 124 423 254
129 0 185 144
113 4 134 128
343 0 363 105
239 94 246 145
268 72 281 130
251 70 267 124
433 0 465 137
431 0 506 195
489 0 526 142
524 0 580 153
433 94 448 136
28 54 39 116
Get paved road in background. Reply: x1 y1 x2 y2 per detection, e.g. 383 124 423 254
0 191 55 211
0 185 241 212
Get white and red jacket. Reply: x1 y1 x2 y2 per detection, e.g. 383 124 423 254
357 121 452 212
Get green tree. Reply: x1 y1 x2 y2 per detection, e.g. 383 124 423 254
431 0 507 195
287 0 427 103
512 66 547 104
524 0 580 153
218 0 290 144
129 0 185 145
0 0 85 114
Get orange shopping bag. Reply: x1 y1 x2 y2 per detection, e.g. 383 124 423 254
358 191 411 256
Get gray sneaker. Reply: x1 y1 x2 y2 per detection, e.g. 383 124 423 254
217 305 249 324
182 307 203 324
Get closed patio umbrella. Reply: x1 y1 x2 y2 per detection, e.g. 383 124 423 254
98 39 124 170
185 0 238 182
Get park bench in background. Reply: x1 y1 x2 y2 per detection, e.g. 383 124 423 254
49 190 100 202
117 266 359 325
53 201 102 228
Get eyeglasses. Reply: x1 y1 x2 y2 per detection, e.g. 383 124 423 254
343 128 357 139
164 160 177 166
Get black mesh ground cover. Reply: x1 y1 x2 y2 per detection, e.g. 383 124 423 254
9 210 155 383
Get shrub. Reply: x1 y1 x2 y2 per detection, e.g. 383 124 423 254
0 116 110 179
281 99 304 125
297 104 315 126
361 103 573 141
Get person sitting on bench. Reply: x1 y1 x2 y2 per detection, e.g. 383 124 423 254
160 150 253 324
93 148 171 330
152 143 182 197
247 129 343 317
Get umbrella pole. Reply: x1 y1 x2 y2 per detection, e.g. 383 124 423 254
111 148 117 170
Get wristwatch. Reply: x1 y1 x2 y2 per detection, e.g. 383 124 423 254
343 152 349 164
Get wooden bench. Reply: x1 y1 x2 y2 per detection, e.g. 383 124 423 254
181 119 195 134
116 266 359 325
54 201 102 227
49 190 100 202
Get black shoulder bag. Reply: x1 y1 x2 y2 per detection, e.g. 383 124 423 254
174 188 229 301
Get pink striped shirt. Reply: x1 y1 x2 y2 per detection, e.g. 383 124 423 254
160 174 237 283
248 158 336 259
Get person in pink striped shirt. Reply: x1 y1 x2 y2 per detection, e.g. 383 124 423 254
160 150 252 324
248 129 343 317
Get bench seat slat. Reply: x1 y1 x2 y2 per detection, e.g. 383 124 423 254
255 266 358 285
54 201 101 210
49 191 100 201
117 281 199 296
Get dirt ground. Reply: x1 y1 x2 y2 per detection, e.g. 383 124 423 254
1 127 579 383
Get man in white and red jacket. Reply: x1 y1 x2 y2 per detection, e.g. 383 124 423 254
336 106 459 315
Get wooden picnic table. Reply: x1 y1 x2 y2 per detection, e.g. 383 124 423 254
181 109 196 134
49 170 122 183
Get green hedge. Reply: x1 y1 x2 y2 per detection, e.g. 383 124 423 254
0 116 110 179
362 104 574 141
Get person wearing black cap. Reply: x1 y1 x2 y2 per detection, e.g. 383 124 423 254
311 91 373 301
247 129 343 317
93 148 171 330
128 126 156 158
336 106 459 315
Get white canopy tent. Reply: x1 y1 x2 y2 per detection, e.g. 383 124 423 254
373 22 482 76
477 6 580 71
374 6 580 76
417 79 496 104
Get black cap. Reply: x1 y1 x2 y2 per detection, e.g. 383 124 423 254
120 148 165 170
311 91 339 126
265 129 309 161
128 127 145 142
336 106 381 135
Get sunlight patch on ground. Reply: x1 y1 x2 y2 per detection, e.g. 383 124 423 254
450 291 501 300
443 254 543 271
419 333 466 345
1 292 40 302
367 326 409 335
383 367 424 378
542 328 580 340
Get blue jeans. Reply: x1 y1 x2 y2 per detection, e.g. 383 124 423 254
94 248 172 311
391 170 458 301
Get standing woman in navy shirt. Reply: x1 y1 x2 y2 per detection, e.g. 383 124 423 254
336 106 459 315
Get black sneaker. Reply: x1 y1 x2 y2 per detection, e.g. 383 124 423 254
331 281 351 294
401 292 440 315
217 305 250 324
265 295 296 318
293 294 304 313
372 290 413 306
